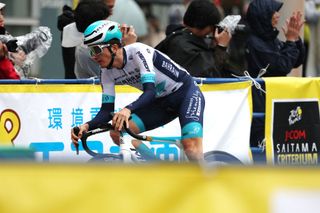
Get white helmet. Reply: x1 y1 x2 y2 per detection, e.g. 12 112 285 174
83 20 122 46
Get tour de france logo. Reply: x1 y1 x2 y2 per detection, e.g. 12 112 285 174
0 109 21 145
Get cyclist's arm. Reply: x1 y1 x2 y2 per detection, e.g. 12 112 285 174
126 82 156 111
87 102 114 130
125 47 157 111
87 73 116 130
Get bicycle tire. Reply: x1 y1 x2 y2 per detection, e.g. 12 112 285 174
87 154 123 163
204 151 243 165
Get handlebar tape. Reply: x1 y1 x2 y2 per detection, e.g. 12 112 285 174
72 126 80 155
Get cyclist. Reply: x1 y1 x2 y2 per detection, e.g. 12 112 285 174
71 20 205 161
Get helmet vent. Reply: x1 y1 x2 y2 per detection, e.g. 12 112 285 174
84 33 103 45
108 25 115 31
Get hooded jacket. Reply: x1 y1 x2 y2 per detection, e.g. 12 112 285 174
245 0 305 77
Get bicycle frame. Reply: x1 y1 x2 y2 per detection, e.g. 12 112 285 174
74 124 243 164
74 124 187 163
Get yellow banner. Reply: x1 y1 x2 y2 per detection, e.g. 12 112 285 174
264 77 320 165
1 164 320 213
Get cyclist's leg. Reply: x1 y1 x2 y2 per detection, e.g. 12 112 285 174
181 137 203 161
178 82 205 162
132 101 177 132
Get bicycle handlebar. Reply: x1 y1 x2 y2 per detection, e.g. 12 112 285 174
73 120 152 157
123 125 151 141
73 124 114 157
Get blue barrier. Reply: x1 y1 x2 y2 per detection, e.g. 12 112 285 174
0 77 264 85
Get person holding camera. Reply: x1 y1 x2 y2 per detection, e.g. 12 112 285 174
0 3 20 79
156 0 233 78
0 40 20 79
0 2 51 79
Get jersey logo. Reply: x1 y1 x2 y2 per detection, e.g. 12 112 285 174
136 51 150 72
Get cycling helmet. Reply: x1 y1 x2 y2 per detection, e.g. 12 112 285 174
83 20 122 46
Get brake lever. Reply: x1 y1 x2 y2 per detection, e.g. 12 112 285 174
73 126 80 155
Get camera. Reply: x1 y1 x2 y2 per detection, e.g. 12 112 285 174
5 39 19 52
215 24 247 34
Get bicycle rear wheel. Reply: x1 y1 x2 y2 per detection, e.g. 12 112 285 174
204 151 243 166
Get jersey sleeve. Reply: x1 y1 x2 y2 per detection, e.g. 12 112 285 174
87 71 115 130
125 45 157 111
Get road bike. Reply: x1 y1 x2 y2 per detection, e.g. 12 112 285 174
73 123 244 165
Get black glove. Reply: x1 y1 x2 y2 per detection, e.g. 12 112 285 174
57 5 74 31
6 39 19 52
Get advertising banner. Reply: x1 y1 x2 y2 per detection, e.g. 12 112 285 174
265 77 320 165
2 165 320 213
0 81 252 163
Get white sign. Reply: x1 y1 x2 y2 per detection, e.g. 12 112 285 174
0 82 252 163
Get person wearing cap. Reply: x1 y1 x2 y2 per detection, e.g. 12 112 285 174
0 3 20 79
71 20 206 162
156 0 232 78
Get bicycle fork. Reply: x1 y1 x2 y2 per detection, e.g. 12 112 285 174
119 132 137 163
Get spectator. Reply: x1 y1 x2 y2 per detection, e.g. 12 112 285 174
167 0 193 27
0 2 23 79
57 5 76 79
60 0 137 79
143 13 165 47
57 0 113 79
108 0 147 39
245 0 305 77
155 0 234 78
1 2 51 79
0 41 20 79
219 0 250 73
73 0 110 78
304 0 320 77
245 0 305 151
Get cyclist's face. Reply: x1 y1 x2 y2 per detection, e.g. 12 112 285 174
90 45 111 67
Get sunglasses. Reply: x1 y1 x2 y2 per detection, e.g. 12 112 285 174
89 44 110 57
